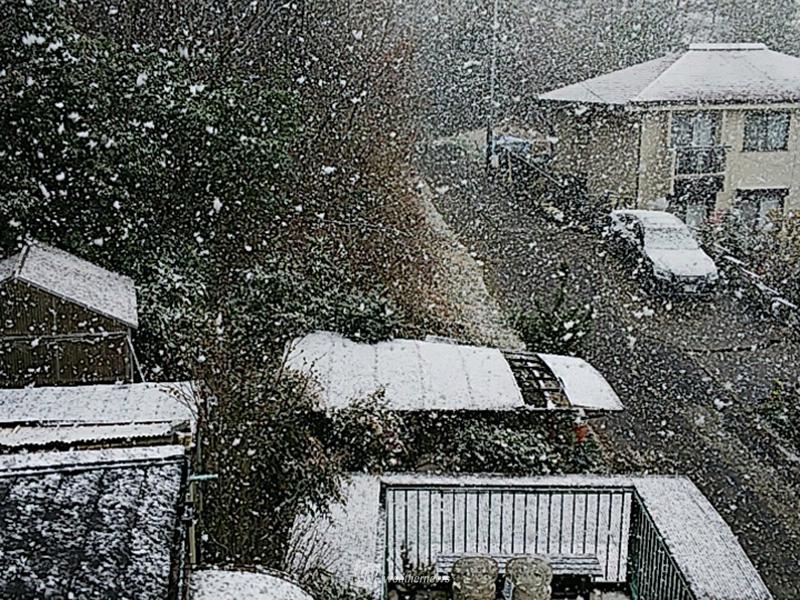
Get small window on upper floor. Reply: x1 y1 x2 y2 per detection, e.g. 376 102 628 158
743 111 790 151
671 111 719 147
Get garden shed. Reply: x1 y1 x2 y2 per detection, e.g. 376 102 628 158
0 241 139 387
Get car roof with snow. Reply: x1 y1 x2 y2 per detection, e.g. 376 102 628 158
0 446 186 599
0 241 138 329
284 331 623 412
612 209 686 229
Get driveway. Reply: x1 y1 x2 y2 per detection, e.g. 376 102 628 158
418 142 800 599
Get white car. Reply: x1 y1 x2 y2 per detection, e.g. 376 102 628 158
608 209 719 294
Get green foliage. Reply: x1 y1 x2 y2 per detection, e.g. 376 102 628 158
512 268 593 356
330 290 404 344
198 367 344 566
325 395 408 473
401 412 603 474
0 4 295 265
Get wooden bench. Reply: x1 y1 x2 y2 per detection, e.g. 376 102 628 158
435 553 603 580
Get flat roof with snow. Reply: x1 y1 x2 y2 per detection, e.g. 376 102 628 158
293 473 771 600
285 331 622 412
0 382 196 449
539 43 800 105
0 241 138 328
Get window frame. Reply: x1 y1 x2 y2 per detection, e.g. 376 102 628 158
734 188 788 231
742 111 790 152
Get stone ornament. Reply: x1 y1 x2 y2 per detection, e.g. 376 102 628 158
505 557 553 600
451 556 499 600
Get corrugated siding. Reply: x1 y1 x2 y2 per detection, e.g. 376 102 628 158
1 281 125 335
1 281 132 386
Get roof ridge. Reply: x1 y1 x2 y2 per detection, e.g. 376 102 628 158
632 51 687 102
12 244 29 279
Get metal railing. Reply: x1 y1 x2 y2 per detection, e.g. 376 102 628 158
381 483 697 600
628 492 695 600
673 145 726 176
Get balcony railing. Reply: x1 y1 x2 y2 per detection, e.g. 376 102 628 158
673 145 726 176
382 483 695 600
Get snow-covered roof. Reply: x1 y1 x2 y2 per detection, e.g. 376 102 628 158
0 445 185 599
0 382 196 449
295 473 771 600
285 331 622 412
286 331 523 410
539 43 800 105
191 569 315 600
537 353 623 411
0 241 138 328
612 209 686 228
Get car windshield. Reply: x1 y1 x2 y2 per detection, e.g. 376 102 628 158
644 226 699 250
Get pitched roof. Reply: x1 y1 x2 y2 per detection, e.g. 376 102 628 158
0 446 185 599
0 382 196 449
0 241 138 328
539 43 800 105
285 331 622 411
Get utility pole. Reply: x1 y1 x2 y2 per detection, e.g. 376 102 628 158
487 0 500 171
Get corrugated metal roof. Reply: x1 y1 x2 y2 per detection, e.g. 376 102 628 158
0 241 138 328
539 43 800 105
0 382 195 426
0 423 179 448
285 332 622 411
286 331 523 410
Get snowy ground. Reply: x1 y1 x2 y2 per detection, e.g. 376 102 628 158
418 141 800 599
413 177 522 350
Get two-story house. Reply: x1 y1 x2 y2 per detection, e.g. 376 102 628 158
538 43 800 231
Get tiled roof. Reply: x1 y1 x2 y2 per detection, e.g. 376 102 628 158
0 241 138 328
539 43 800 105
0 446 185 599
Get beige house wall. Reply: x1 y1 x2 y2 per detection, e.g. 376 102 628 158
716 108 800 213
548 106 639 203
637 111 673 206
547 103 800 217
635 105 800 214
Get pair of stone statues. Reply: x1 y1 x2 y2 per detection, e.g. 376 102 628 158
451 556 552 600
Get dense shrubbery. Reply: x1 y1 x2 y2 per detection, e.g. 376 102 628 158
0 0 412 575
401 412 603 474
511 266 594 356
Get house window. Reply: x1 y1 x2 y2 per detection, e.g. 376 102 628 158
735 188 788 231
743 111 790 151
671 111 719 147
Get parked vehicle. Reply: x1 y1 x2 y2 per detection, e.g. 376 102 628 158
607 209 719 294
